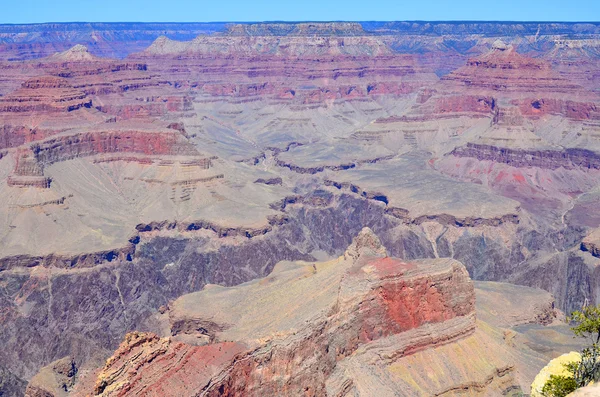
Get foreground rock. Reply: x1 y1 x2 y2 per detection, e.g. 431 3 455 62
62 228 581 396
72 228 487 396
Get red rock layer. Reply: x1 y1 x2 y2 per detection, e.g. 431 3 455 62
442 45 582 94
92 333 247 397
0 76 91 113
516 97 598 120
78 248 475 397
31 129 197 167
0 125 57 150
407 44 599 122
132 52 439 102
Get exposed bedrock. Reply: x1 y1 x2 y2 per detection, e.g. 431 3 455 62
581 233 600 258
0 126 70 151
94 95 193 118
135 214 287 239
52 62 147 77
510 250 598 316
0 76 92 113
451 143 600 170
24 357 77 397
516 97 599 120
0 126 32 150
0 245 135 271
76 229 477 397
30 130 196 167
0 193 592 395
0 366 27 397
324 179 519 227
276 154 395 174
429 94 496 115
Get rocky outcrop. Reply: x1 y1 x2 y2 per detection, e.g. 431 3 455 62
569 383 600 396
253 176 282 185
394 41 599 132
442 44 584 95
276 154 395 174
343 226 389 259
325 179 520 227
475 281 559 327
31 129 197 167
0 191 588 396
90 332 246 396
24 357 77 397
270 190 334 211
0 244 136 271
76 229 478 396
0 76 91 113
0 366 27 397
517 97 598 120
580 229 600 258
136 214 288 238
451 143 600 171
0 212 290 271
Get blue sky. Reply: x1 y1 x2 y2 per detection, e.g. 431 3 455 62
4 0 599 24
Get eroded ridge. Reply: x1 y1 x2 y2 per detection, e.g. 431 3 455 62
73 228 505 397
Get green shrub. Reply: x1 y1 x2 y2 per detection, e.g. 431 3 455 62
541 374 577 397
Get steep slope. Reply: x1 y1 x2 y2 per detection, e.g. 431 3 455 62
59 229 584 397
1 21 600 397
69 229 494 396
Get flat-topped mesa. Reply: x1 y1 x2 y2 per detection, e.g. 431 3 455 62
79 229 477 396
142 27 392 57
224 22 367 36
0 76 91 113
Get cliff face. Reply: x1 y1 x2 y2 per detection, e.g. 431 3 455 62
31 129 196 167
451 144 600 170
0 76 91 113
65 229 582 397
1 20 600 397
74 229 487 397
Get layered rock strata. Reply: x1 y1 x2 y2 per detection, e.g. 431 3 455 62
74 228 486 396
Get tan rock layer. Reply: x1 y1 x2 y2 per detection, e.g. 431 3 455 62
80 240 476 396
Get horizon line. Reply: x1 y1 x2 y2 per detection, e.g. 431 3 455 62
0 20 599 26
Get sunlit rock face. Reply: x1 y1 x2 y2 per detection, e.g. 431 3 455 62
0 20 599 397
71 230 481 396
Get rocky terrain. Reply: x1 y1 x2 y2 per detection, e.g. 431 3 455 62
31 229 578 397
0 20 599 396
